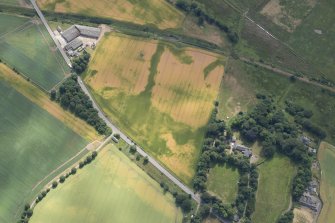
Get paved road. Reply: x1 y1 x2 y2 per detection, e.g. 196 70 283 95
29 0 72 67
30 0 200 204
78 78 200 203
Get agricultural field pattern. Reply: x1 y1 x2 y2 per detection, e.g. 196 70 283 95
0 0 334 223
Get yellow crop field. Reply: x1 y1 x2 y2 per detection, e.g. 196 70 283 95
37 0 184 29
83 33 225 184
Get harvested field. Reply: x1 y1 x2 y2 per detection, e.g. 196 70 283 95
84 33 225 184
252 156 296 223
30 144 183 223
318 142 335 223
0 68 90 222
293 207 314 223
37 0 184 29
0 13 69 90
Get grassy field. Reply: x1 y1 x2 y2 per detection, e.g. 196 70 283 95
0 67 92 222
0 13 70 90
252 155 295 223
318 142 335 223
287 0 335 83
30 144 183 223
37 0 184 29
218 59 335 145
83 33 225 184
207 164 239 204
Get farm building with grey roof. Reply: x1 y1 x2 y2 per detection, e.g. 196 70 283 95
61 25 101 43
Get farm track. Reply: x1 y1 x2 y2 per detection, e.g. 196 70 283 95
240 57 335 93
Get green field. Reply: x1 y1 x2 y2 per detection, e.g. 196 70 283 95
218 59 335 145
0 80 88 222
207 164 239 204
252 156 295 223
288 0 335 82
0 13 69 90
30 144 183 223
318 142 335 223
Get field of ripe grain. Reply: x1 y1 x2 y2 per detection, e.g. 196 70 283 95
0 64 93 222
37 0 184 29
84 33 225 184
30 144 183 223
318 142 335 223
0 13 69 90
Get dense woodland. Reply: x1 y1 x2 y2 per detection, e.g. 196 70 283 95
231 95 320 222
192 103 257 223
52 75 111 135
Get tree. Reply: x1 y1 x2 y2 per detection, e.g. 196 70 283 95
181 198 192 213
129 145 137 154
50 89 57 101
198 204 210 219
143 156 149 165
59 175 66 183
71 167 77 175
52 181 58 188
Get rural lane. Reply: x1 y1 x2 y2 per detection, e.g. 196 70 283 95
78 78 201 203
30 0 201 204
29 0 72 67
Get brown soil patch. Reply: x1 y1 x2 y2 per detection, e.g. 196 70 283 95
85 34 157 96
261 0 317 32
152 48 224 128
293 207 314 223
0 63 100 141
37 0 184 29
159 133 195 180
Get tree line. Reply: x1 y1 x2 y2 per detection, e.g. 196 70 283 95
175 0 239 44
51 74 111 135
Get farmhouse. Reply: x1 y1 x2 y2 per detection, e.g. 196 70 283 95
233 144 252 157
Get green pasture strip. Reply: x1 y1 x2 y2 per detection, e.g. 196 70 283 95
0 80 87 222
252 156 295 223
207 164 239 204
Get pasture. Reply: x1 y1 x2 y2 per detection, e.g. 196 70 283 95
84 33 225 184
37 0 184 29
218 59 335 145
0 13 69 90
207 165 239 204
30 144 183 223
293 207 313 223
318 142 335 223
252 156 295 223
0 69 89 222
